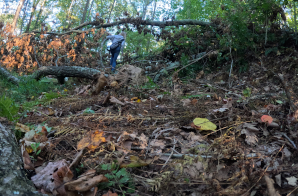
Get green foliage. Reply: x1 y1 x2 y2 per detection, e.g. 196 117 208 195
140 76 159 89
242 87 252 97
99 163 135 194
0 96 19 122
83 107 95 114
31 142 41 155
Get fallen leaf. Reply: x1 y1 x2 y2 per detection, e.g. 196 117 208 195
261 115 273 125
193 118 217 131
110 96 125 105
286 176 297 186
181 99 191 107
241 129 258 145
65 170 108 192
53 165 74 195
120 155 149 168
131 97 138 101
15 123 30 132
103 190 118 196
191 99 198 105
22 144 34 170
77 130 106 151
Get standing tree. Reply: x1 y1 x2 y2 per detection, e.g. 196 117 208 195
11 0 26 34
81 0 91 24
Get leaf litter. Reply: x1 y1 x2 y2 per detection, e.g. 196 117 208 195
17 63 298 196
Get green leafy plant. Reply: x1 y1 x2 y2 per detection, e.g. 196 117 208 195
84 107 95 114
98 163 135 195
242 87 252 97
140 76 159 89
0 96 19 121
31 142 41 156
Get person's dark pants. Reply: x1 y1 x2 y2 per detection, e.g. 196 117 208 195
110 46 121 71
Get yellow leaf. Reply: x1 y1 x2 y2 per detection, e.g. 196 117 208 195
64 88 68 92
26 146 33 154
136 99 141 103
77 130 106 151
131 97 138 101
31 96 34 99
193 118 217 131
120 155 149 168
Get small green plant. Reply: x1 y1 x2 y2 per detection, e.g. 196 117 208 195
84 107 95 114
31 142 41 156
140 76 159 89
98 163 135 195
75 163 85 175
0 95 19 121
242 87 251 97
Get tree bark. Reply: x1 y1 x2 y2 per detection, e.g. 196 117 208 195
81 0 91 24
34 0 47 29
0 66 20 85
33 19 214 35
107 0 116 23
0 123 45 196
25 0 41 33
20 0 29 35
11 0 26 34
146 0 157 52
32 66 101 84
87 0 95 22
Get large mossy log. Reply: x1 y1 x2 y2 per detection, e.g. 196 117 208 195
31 66 101 84
0 123 45 196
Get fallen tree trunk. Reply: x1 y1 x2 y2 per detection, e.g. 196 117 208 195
32 66 101 84
0 123 45 196
0 65 20 85
33 19 215 35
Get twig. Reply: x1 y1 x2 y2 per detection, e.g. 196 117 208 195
280 132 297 149
161 138 176 170
173 50 212 75
243 144 285 196
228 43 234 88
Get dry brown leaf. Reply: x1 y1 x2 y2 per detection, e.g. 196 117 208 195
181 99 191 107
22 146 34 170
110 96 125 105
191 99 198 105
53 166 74 196
77 130 106 151
65 170 108 192
102 190 118 196
15 123 30 132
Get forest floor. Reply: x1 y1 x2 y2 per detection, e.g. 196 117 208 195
3 53 298 196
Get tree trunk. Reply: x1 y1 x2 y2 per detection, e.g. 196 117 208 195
25 0 41 33
11 0 26 34
81 0 91 24
33 19 214 35
34 0 47 30
0 65 20 85
0 123 45 196
107 0 116 23
146 0 157 53
32 66 101 84
20 0 29 35
87 0 95 22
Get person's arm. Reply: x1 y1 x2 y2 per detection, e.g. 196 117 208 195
120 40 125 54
106 35 114 40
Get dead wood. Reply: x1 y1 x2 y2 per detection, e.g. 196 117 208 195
0 64 20 85
33 19 215 35
0 123 45 196
32 66 101 84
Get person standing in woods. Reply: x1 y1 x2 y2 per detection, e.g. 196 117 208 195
107 32 126 72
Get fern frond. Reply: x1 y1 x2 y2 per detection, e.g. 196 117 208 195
0 96 19 121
